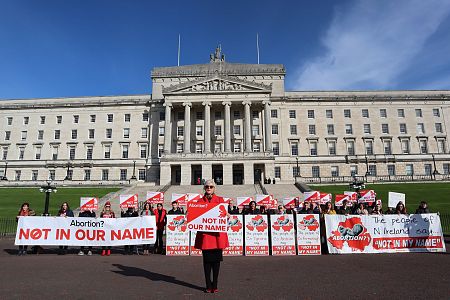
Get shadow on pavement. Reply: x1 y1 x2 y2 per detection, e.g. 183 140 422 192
112 264 204 291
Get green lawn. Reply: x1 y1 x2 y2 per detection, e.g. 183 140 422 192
0 187 121 218
310 182 450 215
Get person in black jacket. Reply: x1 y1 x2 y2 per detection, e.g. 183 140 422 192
338 200 353 215
121 207 139 254
227 199 240 215
57 202 74 255
416 201 430 214
78 209 96 256
167 201 184 215
243 201 260 215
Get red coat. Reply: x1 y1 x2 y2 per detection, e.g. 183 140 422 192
194 194 229 250
153 208 167 231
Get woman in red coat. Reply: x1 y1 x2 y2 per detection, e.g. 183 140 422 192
194 179 229 293
153 203 167 254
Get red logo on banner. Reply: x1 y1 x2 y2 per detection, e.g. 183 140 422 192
298 215 319 231
272 215 294 232
246 215 268 232
328 217 372 251
228 216 243 232
167 216 187 232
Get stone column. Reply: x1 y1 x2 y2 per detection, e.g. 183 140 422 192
160 163 171 185
203 101 211 153
222 162 233 185
263 100 272 152
202 163 212 181
163 103 172 154
223 101 231 152
183 102 191 153
243 101 252 152
243 161 254 184
180 163 191 185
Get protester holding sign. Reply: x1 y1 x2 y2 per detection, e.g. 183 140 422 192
194 179 229 294
244 201 260 215
57 202 74 255
141 202 154 255
100 201 115 256
78 208 96 256
122 207 139 255
16 202 36 255
227 199 240 215
395 201 407 215
168 201 184 215
153 203 167 254
416 201 430 214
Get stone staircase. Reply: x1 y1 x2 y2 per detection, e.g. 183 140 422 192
263 184 304 201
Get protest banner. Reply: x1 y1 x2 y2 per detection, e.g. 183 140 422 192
224 215 244 256
255 194 273 206
335 194 351 207
344 191 357 202
186 202 228 232
223 197 232 204
296 214 321 255
319 193 332 205
80 197 98 211
325 214 446 254
119 194 138 209
270 214 296 255
15 216 155 246
388 192 406 208
172 193 188 206
303 191 320 202
282 197 298 209
166 215 189 255
189 231 202 256
236 196 252 208
358 190 376 203
244 214 269 256
146 192 164 204
187 193 202 203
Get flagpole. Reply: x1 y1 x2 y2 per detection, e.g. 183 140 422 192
256 33 260 64
177 34 181 66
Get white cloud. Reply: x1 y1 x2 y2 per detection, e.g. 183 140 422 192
293 0 450 90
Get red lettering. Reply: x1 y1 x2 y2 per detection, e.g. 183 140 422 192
30 229 42 240
123 229 132 240
19 228 29 239
76 229 85 240
97 230 105 241
111 230 121 240
132 228 144 239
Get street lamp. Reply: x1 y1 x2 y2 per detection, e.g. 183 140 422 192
64 162 73 180
295 157 300 179
131 160 137 180
432 154 439 178
39 181 57 216
1 161 7 180
364 155 370 177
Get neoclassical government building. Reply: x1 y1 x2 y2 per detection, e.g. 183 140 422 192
1 48 450 185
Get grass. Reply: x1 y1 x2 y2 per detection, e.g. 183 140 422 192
0 187 121 218
310 182 450 215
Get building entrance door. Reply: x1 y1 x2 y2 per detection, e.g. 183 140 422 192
171 165 181 185
232 164 244 185
212 165 223 185
192 165 202 185
254 164 264 183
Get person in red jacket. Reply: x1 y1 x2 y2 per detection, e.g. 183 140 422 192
153 203 167 254
100 201 115 256
194 179 229 293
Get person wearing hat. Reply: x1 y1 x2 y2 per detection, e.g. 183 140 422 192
100 201 115 256
194 179 229 293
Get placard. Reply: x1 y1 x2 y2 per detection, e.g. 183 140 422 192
388 192 406 208
186 202 228 232
146 192 164 204
335 194 351 207
303 191 320 202
119 194 138 209
236 196 252 208
319 193 332 205
244 214 269 256
270 214 296 255
80 197 98 211
224 215 244 256
165 215 189 255
297 214 321 255
282 197 298 209
187 193 202 203
171 193 188 206
358 190 376 203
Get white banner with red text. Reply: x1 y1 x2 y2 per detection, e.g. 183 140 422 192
15 216 156 246
186 202 228 232
166 215 190 255
244 214 270 255
296 214 321 255
270 214 296 255
325 214 446 254
224 215 244 256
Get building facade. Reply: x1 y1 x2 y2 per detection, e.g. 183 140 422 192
1 48 450 185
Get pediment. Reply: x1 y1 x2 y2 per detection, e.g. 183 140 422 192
162 75 272 94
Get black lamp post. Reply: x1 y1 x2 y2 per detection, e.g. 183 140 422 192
364 155 370 177
432 154 439 179
1 161 7 180
295 157 300 179
40 181 57 216
64 162 73 180
131 160 137 180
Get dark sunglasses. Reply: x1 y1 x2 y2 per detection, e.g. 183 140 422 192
204 185 215 189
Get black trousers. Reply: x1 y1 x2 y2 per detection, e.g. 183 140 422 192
154 229 164 251
202 249 223 289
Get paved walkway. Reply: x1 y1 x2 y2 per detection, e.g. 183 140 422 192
1 239 449 299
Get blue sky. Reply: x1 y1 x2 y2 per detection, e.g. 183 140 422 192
1 0 450 99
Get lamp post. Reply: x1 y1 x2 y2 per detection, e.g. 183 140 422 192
39 181 57 216
295 157 300 179
1 161 7 180
432 154 439 179
364 155 370 177
349 176 365 199
64 162 73 180
131 160 137 180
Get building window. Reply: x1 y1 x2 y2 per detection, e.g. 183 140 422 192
56 116 62 124
365 140 373 155
345 124 353 135
18 147 25 160
7 117 13 125
124 114 131 122
215 111 222 119
253 142 261 152
214 126 222 136
196 143 203 153
387 165 396 176
38 130 44 140
214 143 221 152
274 167 281 179
141 128 148 138
71 129 77 139
40 116 46 125
417 123 425 134
347 140 355 155
380 109 387 118
48 170 55 181
84 169 91 181
331 166 339 177
399 123 407 134
159 112 165 121
307 110 315 119
272 142 279 156
383 140 392 155
102 169 109 181
327 124 335 135
15 170 21 181
425 164 432 176
88 129 95 139
437 139 446 153
310 141 317 156
233 111 240 118
73 115 79 123
308 125 316 135
23 117 29 125
158 145 164 158
368 165 377 176
122 144 129 158
381 124 389 134
326 110 333 118
176 143 183 153
159 127 165 136
32 170 38 181
35 146 42 160
69 146 76 160
177 112 184 120
344 109 351 118
350 165 358 177
289 110 296 118
5 131 11 141
90 115 96 123
271 124 278 135
107 114 114 122
233 142 241 153
397 109 405 118
291 142 298 156
328 141 336 156
252 111 259 118
2 147 8 160
52 146 58 160
233 125 241 135
415 109 422 117
271 110 278 118
143 112 149 121
196 111 203 120
138 169 146 181
312 166 320 178
290 125 297 135
252 125 259 137
106 129 112 139
120 169 127 181
364 124 371 134
104 145 111 159
401 140 410 154
433 108 440 117
140 144 147 158
435 123 443 133
21 131 27 140
177 126 184 137
419 140 428 154
86 146 93 160
406 164 414 176
196 126 203 136
123 128 130 139
443 163 450 175
362 109 369 118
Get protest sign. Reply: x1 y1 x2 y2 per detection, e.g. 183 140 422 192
244 214 269 256
270 214 296 255
303 191 320 202
80 197 98 211
325 214 446 254
187 193 202 203
388 192 406 208
344 191 357 202
15 216 155 246
189 231 202 256
319 193 332 205
146 192 164 204
297 214 321 255
165 215 189 255
172 193 188 206
224 215 244 256
335 194 351 207
186 202 228 232
282 197 298 209
236 196 252 208
358 190 376 203
255 194 273 207
119 194 138 209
